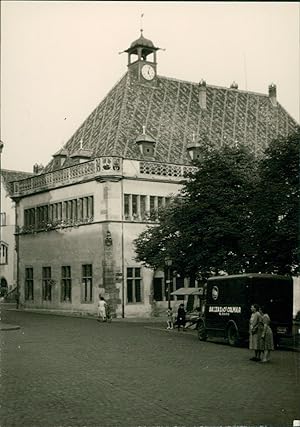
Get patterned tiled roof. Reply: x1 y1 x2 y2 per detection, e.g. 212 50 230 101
45 71 298 172
1 169 33 195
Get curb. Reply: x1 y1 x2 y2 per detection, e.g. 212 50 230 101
0 306 166 323
0 323 21 331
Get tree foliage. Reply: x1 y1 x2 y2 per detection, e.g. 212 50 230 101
134 131 300 279
251 131 300 274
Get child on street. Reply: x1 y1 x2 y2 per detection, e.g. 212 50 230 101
166 307 174 329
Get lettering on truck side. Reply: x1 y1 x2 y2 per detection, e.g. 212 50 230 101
208 306 242 316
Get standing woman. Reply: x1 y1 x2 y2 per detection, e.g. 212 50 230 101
97 296 107 322
249 304 263 361
259 307 274 363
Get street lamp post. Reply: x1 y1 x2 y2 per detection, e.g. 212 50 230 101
165 257 172 309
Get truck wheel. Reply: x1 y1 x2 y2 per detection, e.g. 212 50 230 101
227 323 239 346
197 319 207 341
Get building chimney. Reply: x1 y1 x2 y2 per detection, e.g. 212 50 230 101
230 81 238 89
268 83 277 106
33 163 44 174
199 79 207 110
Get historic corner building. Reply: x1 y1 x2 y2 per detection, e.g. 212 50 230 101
10 31 298 318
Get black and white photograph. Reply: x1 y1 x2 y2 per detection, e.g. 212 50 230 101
0 2 299 426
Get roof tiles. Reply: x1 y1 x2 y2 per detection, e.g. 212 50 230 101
45 72 298 172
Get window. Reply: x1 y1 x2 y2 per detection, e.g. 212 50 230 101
87 196 94 218
24 208 35 229
37 205 48 229
150 196 157 220
25 268 34 300
78 196 94 221
82 264 93 302
123 194 170 222
153 278 163 301
175 275 184 300
127 267 142 303
0 212 6 226
140 195 146 219
150 196 155 212
157 196 163 210
61 266 72 302
124 194 130 219
42 267 52 301
0 243 8 264
132 195 138 218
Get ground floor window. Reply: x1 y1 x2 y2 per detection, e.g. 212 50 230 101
42 267 52 301
82 264 93 302
0 243 8 264
61 266 72 302
127 267 142 303
153 278 163 301
25 267 34 300
153 272 184 302
175 275 185 300
0 277 8 297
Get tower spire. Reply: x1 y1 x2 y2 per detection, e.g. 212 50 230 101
140 13 144 35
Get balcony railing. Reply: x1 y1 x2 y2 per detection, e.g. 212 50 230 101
12 157 122 197
139 161 197 178
11 156 197 197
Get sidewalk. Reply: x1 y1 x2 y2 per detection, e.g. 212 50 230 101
0 303 165 323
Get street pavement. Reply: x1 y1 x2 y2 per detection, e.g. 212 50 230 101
0 309 299 427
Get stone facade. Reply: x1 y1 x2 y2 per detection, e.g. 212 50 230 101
13 158 186 317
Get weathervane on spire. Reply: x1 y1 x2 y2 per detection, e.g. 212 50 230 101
140 13 144 35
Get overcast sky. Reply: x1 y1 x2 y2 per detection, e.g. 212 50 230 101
1 1 299 172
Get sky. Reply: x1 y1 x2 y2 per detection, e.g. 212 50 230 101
1 1 299 172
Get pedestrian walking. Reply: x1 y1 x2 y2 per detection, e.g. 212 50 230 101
259 307 274 363
97 296 107 322
166 307 174 329
176 303 186 331
249 303 263 361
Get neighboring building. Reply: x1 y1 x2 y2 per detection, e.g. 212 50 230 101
0 169 33 296
10 31 298 317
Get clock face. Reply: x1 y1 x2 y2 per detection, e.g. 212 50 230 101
141 64 155 81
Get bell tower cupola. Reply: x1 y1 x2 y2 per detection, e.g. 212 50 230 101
124 29 160 83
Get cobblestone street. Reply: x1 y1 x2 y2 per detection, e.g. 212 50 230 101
0 309 299 427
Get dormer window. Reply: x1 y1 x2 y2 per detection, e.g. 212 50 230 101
52 148 68 169
70 140 93 164
135 127 156 158
187 134 202 161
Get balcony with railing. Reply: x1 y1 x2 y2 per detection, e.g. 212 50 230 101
11 156 197 197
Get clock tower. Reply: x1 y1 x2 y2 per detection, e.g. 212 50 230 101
124 30 160 83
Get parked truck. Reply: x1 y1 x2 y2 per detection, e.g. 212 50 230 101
197 273 293 346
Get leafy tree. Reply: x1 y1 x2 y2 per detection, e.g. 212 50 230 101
134 144 258 280
252 130 300 274
134 130 300 278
